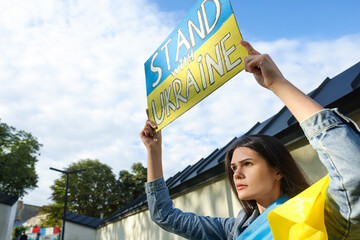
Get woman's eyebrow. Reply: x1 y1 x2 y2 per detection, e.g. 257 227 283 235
231 158 253 165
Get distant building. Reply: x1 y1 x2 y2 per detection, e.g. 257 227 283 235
16 201 41 222
14 201 41 227
23 213 48 227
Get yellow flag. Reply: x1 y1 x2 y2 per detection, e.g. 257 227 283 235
269 176 329 240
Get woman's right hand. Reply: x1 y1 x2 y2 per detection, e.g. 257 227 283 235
141 110 163 182
140 110 162 151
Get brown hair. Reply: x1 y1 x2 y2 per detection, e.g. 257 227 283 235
225 135 310 216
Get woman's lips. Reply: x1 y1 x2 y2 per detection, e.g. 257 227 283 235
236 184 247 190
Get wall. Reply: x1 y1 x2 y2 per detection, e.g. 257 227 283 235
0 201 18 240
96 175 241 240
171 175 241 218
287 137 328 183
64 221 96 240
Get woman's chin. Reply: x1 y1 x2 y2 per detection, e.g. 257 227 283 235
238 194 253 201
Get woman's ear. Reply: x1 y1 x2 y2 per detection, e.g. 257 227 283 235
274 169 283 181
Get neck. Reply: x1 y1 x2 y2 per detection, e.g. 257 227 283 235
256 192 284 214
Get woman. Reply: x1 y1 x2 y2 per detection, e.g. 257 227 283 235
140 41 360 239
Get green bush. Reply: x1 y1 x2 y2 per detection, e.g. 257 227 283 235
12 226 28 240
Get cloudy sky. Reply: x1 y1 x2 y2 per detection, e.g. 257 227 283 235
0 0 359 206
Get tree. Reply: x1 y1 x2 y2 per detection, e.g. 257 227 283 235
39 203 63 227
41 160 147 225
0 120 41 198
41 159 118 224
117 162 147 208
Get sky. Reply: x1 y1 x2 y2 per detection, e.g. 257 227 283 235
0 0 359 207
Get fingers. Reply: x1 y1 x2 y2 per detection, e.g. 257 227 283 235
146 109 149 120
140 125 152 138
243 55 262 75
241 40 260 56
147 119 157 130
241 40 261 74
140 120 157 138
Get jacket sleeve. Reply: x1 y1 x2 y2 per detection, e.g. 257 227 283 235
145 177 236 240
300 108 360 237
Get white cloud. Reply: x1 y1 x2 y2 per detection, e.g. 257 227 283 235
0 0 359 207
0 0 177 205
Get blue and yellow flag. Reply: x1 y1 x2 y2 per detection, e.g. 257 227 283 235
144 0 248 131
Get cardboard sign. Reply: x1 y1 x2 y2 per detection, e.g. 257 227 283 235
144 0 248 131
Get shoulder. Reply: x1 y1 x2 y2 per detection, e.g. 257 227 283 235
228 209 258 239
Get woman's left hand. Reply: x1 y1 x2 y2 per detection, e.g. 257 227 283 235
241 40 286 90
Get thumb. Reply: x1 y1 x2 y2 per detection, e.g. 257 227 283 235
146 109 150 120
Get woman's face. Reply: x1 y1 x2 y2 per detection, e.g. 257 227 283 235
230 147 283 207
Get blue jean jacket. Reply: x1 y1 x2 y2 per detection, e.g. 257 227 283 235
145 109 360 239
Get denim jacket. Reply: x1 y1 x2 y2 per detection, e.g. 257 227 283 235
145 109 360 239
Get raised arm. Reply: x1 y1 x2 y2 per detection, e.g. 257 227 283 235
140 110 163 182
241 41 360 237
240 41 324 122
141 111 236 239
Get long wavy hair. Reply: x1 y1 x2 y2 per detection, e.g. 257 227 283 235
225 135 310 216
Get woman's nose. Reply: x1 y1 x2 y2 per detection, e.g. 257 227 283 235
234 168 245 179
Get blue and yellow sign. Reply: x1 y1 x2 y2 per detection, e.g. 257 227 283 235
144 0 248 131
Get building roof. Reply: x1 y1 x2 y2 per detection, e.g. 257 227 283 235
99 61 360 227
0 192 18 206
16 201 41 222
245 62 360 143
65 211 104 229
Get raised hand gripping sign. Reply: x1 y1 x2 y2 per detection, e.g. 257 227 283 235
144 0 248 131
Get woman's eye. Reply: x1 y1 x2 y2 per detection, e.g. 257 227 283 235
244 162 252 167
231 166 237 172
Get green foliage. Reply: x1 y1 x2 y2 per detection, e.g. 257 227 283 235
42 159 118 224
12 226 28 240
0 120 41 198
39 203 63 227
66 159 119 216
41 160 147 225
117 162 147 208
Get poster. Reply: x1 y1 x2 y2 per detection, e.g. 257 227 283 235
144 0 248 131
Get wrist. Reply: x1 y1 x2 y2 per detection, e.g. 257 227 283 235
147 144 161 154
268 78 290 93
